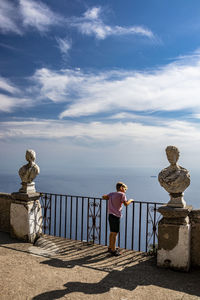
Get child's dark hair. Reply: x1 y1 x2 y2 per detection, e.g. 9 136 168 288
116 182 128 191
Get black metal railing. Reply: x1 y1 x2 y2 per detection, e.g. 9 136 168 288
40 193 164 253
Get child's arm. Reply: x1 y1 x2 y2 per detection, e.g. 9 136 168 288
124 199 134 206
102 194 109 200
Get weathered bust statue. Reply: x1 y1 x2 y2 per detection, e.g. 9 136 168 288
18 149 40 193
158 146 190 207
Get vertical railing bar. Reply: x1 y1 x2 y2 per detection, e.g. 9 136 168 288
59 195 62 237
138 202 142 251
54 194 57 236
81 197 84 241
87 198 89 242
146 203 149 253
40 193 43 232
49 194 52 235
93 198 96 243
125 205 128 249
99 199 102 245
42 193 45 233
44 194 48 233
153 203 157 250
64 196 67 238
131 201 135 250
70 196 73 239
105 199 108 246
75 197 78 240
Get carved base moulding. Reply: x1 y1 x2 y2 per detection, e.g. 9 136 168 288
158 205 192 225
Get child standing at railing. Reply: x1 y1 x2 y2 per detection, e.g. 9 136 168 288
102 182 134 256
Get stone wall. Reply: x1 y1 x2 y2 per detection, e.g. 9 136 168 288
190 210 200 267
0 193 12 232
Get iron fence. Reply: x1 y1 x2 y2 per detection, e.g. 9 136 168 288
40 193 164 253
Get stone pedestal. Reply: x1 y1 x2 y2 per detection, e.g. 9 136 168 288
167 192 186 208
10 192 43 243
19 182 36 193
157 205 192 272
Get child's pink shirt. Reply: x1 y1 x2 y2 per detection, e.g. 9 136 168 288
108 191 127 217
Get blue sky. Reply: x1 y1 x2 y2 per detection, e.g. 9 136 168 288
1 0 200 174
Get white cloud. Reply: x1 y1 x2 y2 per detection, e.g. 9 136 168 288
0 118 199 145
69 6 154 40
0 94 30 112
19 0 62 32
1 117 200 171
0 2 154 40
0 77 20 94
0 0 22 34
31 68 84 102
0 0 63 35
0 77 31 112
56 37 72 55
192 114 200 119
84 7 101 20
30 52 200 119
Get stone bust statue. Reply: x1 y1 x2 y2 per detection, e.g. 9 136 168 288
158 146 190 207
18 149 40 193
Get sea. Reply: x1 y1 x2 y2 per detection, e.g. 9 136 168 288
0 167 199 208
1 167 199 251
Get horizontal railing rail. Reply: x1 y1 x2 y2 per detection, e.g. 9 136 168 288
39 192 165 253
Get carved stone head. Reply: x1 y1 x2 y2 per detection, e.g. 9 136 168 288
165 145 180 165
25 149 36 163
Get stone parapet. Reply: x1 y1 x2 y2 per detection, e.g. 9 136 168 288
0 193 12 232
189 210 200 267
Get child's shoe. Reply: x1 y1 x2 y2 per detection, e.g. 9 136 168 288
108 247 119 253
111 249 121 256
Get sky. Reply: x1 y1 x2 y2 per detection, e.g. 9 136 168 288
1 0 200 176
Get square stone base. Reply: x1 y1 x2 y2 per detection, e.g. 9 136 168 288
10 197 43 243
157 223 191 271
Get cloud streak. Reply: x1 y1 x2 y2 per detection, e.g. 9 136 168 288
0 77 32 112
56 37 72 55
2 49 200 119
0 94 30 112
0 1 154 42
0 0 22 34
69 7 154 40
19 0 62 32
1 119 200 158
0 77 20 94
0 0 63 35
29 52 200 119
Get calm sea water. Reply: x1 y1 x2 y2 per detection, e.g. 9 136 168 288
0 167 199 208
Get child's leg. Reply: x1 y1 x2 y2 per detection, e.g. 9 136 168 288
111 232 118 251
108 214 120 252
109 232 112 249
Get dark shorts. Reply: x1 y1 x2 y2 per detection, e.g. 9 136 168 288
109 214 120 233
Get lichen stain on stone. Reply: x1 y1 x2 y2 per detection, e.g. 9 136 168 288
158 225 179 250
163 233 169 239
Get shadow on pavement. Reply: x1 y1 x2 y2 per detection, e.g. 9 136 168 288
0 231 23 245
33 256 200 299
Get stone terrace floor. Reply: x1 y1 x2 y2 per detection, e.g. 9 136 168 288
1 232 200 300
